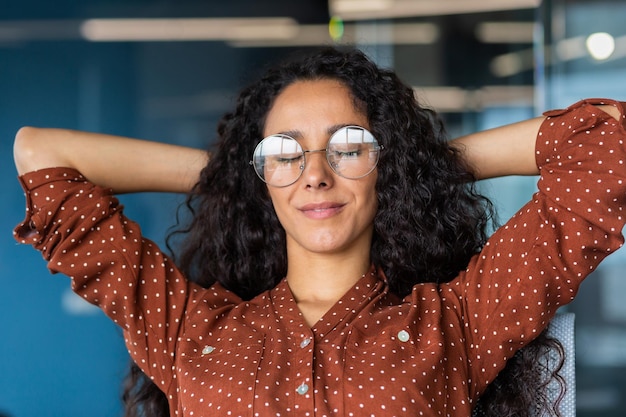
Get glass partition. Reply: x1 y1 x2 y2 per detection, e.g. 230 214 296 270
539 1 626 416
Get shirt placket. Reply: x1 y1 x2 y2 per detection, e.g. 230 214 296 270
269 270 385 415
291 327 316 416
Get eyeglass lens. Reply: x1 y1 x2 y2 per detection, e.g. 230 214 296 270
252 126 381 187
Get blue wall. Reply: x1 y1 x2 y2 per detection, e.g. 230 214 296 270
0 43 136 417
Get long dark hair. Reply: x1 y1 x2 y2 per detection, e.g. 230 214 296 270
122 47 564 417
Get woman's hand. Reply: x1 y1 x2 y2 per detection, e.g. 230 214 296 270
451 104 622 180
13 127 208 193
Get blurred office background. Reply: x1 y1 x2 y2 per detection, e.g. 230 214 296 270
1 0 625 415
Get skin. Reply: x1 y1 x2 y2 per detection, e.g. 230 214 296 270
451 104 622 179
263 79 378 324
13 128 207 193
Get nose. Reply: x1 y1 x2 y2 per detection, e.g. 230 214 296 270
302 149 333 189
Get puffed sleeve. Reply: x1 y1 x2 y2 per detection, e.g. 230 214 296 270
13 167 242 395
442 99 626 397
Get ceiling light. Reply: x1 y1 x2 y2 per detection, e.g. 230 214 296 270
586 32 615 60
489 48 534 77
555 36 587 61
80 18 299 42
330 0 540 20
476 22 535 44
415 86 534 112
230 22 438 47
332 0 394 14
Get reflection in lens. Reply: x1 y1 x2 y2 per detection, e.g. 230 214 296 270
328 127 380 179
253 135 304 187
252 126 381 187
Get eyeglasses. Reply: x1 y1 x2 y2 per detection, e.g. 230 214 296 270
251 126 382 187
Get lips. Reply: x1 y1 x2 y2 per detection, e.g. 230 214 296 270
298 202 346 219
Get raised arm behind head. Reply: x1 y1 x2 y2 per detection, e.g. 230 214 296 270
13 126 208 194
451 103 622 180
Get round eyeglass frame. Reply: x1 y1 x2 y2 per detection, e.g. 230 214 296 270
250 125 383 187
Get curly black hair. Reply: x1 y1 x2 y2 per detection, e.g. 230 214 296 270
122 46 565 417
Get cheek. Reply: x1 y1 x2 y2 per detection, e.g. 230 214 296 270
360 179 379 222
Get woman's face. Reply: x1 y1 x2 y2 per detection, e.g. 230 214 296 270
263 79 378 258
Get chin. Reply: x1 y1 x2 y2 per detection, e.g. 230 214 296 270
306 242 345 254
292 236 347 255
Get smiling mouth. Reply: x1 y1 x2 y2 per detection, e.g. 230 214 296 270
299 203 345 219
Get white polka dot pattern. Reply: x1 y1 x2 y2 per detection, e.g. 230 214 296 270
13 98 626 416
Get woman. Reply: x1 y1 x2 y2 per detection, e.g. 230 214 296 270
13 47 625 416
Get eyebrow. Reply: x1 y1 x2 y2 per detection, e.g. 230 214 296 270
277 123 358 139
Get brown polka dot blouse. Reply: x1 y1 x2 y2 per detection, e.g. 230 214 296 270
14 99 626 416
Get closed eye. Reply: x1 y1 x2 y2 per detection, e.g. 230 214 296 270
271 154 303 164
332 149 361 158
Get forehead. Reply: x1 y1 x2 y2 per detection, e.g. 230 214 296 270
263 79 368 137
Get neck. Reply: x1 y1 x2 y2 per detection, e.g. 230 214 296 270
285 244 371 326
287 254 370 301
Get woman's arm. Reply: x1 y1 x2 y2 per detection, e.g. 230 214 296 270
451 104 621 180
13 127 208 193
448 99 625 397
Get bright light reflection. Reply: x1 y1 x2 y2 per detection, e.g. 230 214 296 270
586 32 615 60
80 18 299 42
